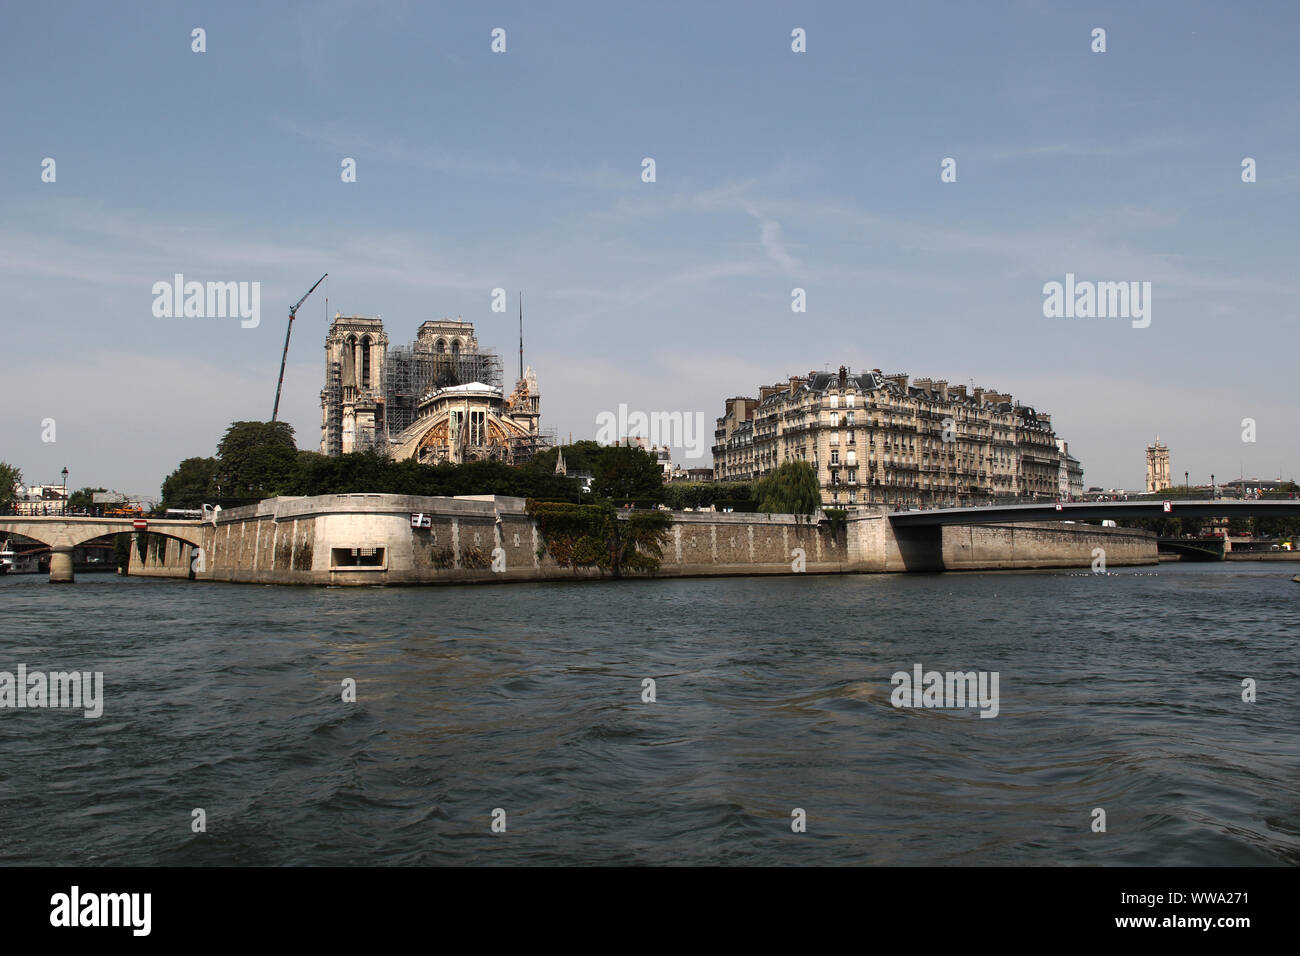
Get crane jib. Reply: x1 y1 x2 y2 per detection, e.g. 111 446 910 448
272 273 328 421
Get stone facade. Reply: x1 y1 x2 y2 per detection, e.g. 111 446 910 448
1057 439 1084 499
713 367 1075 509
320 315 389 456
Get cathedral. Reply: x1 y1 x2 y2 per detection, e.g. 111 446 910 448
319 314 547 465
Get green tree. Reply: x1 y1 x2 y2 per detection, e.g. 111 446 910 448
661 480 754 511
160 457 220 508
0 462 22 511
278 450 581 501
526 440 605 477
754 460 822 517
591 445 664 503
68 487 107 511
216 421 299 502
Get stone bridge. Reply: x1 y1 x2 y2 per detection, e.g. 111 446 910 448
0 517 204 582
888 499 1300 526
1157 537 1228 561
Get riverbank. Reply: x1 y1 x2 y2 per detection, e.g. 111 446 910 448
126 494 1157 585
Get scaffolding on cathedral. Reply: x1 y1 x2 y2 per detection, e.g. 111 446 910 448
507 428 557 467
322 363 343 458
383 346 504 436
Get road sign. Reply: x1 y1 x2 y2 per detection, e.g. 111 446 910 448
133 518 148 529
1055 502 1063 511
410 513 431 529
1163 501 1172 513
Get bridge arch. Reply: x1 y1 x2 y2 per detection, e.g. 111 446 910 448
0 518 205 552
0 517 206 583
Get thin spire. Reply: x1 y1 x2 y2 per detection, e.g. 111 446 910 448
518 292 524 383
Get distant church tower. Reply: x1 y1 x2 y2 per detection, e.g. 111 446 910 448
1145 437 1171 493
321 314 389 456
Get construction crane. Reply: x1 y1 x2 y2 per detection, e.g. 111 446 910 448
271 273 328 422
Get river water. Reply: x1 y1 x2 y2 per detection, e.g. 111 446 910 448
1 564 1296 866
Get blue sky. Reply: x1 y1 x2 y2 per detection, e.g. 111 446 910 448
2 0 1297 498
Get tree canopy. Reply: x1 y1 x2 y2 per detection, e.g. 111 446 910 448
153 426 678 511
754 460 822 516
68 487 107 511
160 457 220 509
216 421 299 502
591 445 664 502
0 462 21 510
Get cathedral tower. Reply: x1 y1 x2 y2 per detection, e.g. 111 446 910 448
321 314 388 455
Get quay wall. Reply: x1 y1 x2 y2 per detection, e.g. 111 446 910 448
126 495 1157 585
936 522 1152 571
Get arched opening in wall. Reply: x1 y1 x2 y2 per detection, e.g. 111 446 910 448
435 338 446 354
451 339 461 355
361 335 372 387
343 334 357 383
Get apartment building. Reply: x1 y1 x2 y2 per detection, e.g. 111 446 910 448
712 366 1073 510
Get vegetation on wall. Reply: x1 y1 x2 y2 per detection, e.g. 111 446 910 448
526 500 671 577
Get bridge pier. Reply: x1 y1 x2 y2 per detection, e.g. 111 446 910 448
49 547 75 583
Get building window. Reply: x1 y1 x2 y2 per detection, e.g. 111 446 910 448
330 547 386 570
831 449 840 465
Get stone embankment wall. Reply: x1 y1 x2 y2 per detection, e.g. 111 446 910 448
912 521 1152 572
127 495 1157 586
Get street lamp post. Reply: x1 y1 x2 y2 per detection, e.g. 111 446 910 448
1211 473 1215 499
1185 471 1189 495
61 467 68 516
